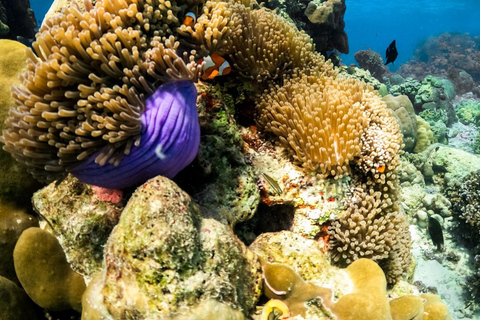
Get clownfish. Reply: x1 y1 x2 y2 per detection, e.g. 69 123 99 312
183 12 196 28
198 53 232 80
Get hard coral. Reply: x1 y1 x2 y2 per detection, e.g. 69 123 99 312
383 94 418 152
1 0 202 186
13 227 86 312
331 258 390 320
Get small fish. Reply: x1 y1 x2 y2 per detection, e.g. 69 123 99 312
183 12 196 28
198 53 232 80
385 40 398 65
428 216 444 251
377 164 386 173
263 173 282 195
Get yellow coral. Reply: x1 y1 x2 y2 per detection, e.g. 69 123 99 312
390 295 423 320
413 116 435 153
331 258 390 320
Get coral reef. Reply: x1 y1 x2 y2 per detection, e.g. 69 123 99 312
383 94 418 152
354 49 390 80
398 33 480 97
13 227 86 311
0 0 448 317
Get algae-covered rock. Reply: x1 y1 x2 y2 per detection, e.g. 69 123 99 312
0 204 38 285
84 176 262 319
0 275 42 320
13 227 86 312
0 39 41 207
175 83 260 226
32 175 122 278
250 231 346 319
420 144 480 189
383 94 418 151
250 231 333 283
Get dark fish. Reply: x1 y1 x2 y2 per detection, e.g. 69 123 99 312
385 40 398 65
428 216 444 251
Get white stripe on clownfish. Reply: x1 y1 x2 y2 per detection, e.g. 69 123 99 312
198 53 232 80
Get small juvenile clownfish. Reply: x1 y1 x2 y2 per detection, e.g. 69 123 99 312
183 12 196 28
377 164 386 173
198 53 232 80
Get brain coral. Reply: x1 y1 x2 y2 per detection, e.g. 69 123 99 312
0 0 203 186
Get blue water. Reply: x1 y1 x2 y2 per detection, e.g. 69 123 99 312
30 0 52 26
30 0 480 73
342 0 480 71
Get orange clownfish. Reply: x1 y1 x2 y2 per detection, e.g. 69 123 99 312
198 53 232 80
183 12 196 28
377 164 386 173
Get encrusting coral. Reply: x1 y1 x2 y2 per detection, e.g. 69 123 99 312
13 227 86 312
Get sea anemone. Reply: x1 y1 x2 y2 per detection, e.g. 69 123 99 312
0 0 202 188
70 81 200 189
